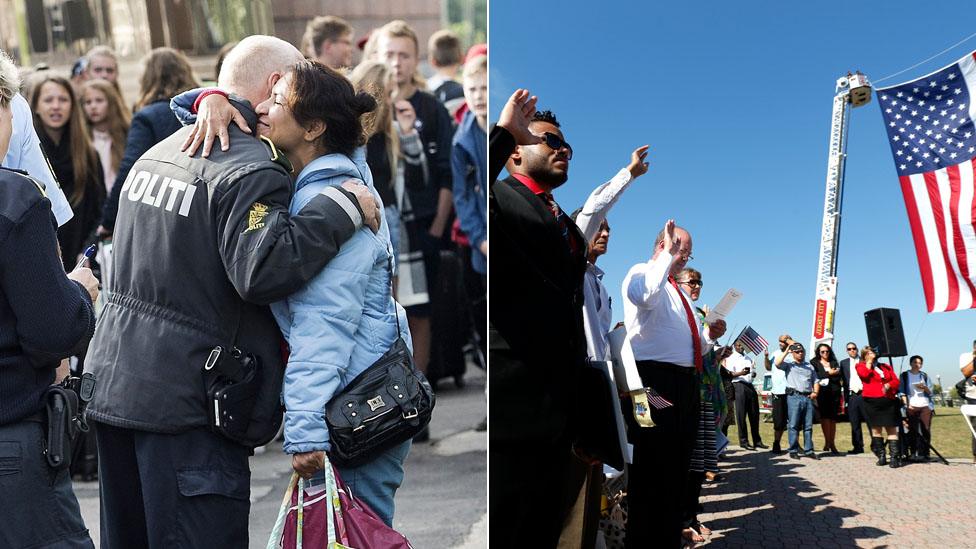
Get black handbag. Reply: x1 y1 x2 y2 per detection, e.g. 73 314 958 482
325 253 435 467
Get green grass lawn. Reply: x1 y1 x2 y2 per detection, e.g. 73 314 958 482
724 405 976 459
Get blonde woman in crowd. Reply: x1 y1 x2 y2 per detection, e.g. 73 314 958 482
350 60 403 258
81 79 130 191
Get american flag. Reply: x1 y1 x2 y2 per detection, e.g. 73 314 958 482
735 325 768 355
878 52 976 312
644 387 673 409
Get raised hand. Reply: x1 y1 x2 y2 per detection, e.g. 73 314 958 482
627 145 650 179
496 89 542 146
661 218 681 256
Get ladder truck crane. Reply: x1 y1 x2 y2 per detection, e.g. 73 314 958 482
809 72 872 352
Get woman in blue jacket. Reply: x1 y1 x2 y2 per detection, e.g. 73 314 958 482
259 60 412 526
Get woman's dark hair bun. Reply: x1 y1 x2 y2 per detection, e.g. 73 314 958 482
353 91 377 115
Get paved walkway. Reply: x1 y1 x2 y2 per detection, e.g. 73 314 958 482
697 447 973 547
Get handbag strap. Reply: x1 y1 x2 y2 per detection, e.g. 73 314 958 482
265 473 298 549
387 246 402 339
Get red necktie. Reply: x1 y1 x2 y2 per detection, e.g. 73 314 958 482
670 277 703 373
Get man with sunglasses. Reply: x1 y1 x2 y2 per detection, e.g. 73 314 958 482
839 341 869 454
621 219 727 547
489 89 591 546
763 334 794 453
774 342 820 459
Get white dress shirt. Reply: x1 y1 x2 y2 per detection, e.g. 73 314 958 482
583 262 612 361
578 168 634 361
622 251 712 366
726 351 754 384
574 168 633 242
3 94 73 226
847 358 864 393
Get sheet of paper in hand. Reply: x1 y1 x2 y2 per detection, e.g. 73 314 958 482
705 288 742 323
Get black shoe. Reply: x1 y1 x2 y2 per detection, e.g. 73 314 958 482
741 443 755 451
789 452 800 459
754 442 769 449
475 417 487 432
848 447 864 454
829 449 842 456
771 442 781 453
805 451 820 460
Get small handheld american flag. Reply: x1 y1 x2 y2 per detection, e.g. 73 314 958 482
644 386 673 409
735 325 769 355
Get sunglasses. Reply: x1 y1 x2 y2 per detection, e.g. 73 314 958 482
846 347 857 351
539 132 573 160
819 349 830 353
679 279 703 288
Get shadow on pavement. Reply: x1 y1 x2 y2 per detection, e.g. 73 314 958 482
698 450 890 547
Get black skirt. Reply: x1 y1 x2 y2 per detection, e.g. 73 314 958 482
863 396 902 427
817 387 841 420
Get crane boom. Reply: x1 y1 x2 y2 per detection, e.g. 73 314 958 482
809 73 872 352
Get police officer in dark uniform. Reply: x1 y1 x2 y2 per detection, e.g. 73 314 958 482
0 93 100 548
84 36 379 548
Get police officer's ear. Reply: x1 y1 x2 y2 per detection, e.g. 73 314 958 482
304 119 326 144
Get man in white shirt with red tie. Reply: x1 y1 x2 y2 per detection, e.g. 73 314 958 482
621 219 726 548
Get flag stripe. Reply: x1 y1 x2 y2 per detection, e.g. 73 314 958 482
925 170 961 310
948 163 976 308
960 160 976 299
901 174 938 311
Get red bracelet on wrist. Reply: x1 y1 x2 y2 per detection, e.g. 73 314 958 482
191 89 229 114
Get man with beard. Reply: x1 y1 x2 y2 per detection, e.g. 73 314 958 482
489 89 589 546
621 220 727 548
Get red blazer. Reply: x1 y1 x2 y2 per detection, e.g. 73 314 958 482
855 361 900 398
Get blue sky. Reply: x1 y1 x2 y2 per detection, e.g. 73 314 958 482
490 1 976 386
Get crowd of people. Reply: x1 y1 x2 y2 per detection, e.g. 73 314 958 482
1 14 485 548
488 86 973 549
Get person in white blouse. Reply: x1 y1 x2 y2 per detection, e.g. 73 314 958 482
621 219 726 548
558 145 648 548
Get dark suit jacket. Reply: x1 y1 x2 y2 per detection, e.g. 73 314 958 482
488 126 588 445
840 357 854 401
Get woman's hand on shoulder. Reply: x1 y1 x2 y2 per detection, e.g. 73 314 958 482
181 93 251 158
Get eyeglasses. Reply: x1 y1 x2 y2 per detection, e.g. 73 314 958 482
677 250 694 261
679 279 703 288
539 132 573 160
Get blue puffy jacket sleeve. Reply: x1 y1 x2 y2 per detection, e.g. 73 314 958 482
278 178 373 454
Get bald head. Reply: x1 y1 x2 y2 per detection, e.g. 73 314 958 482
217 35 304 107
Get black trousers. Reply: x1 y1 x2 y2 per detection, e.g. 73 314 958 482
847 392 869 451
626 361 700 549
733 382 762 445
490 438 575 547
0 420 93 548
95 422 251 549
